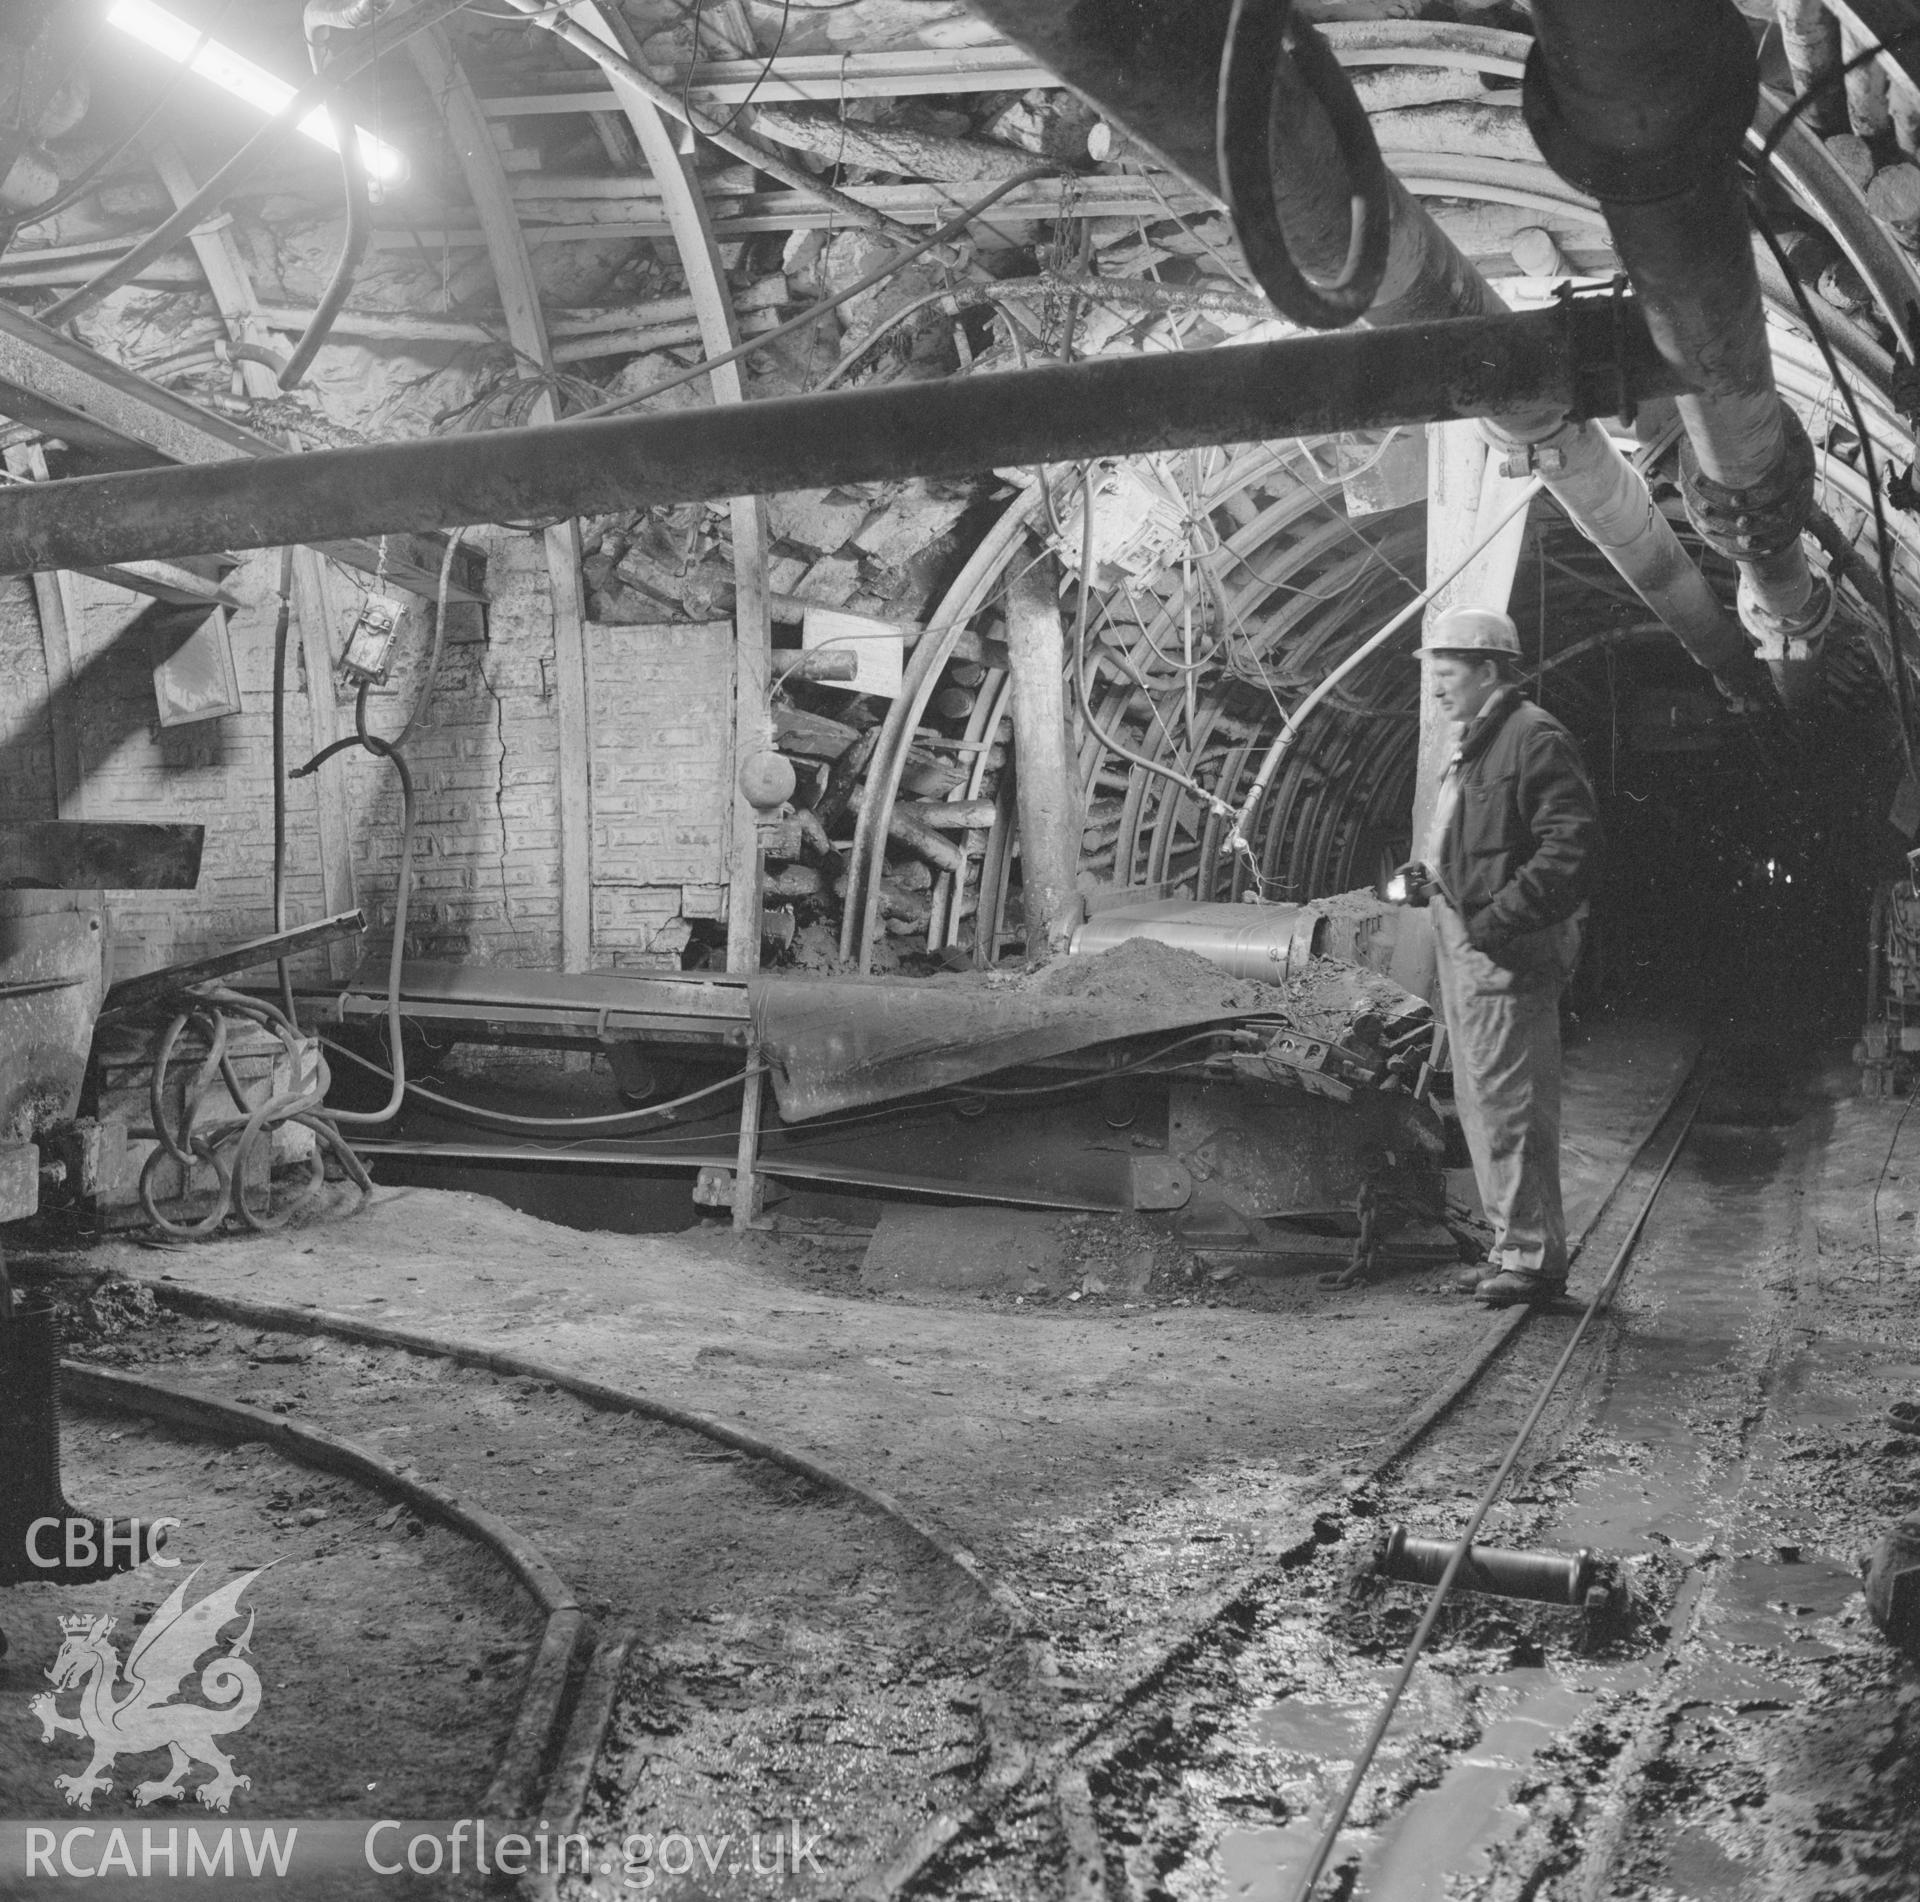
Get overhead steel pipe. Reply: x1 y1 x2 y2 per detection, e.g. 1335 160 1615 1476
959 0 1760 693
1525 0 1832 706
0 303 1692 577
1221 3 1759 693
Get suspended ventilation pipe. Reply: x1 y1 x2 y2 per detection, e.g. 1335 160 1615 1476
1215 1 1764 702
1524 0 1833 707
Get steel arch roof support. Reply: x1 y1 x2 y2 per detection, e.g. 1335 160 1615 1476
556 1 775 982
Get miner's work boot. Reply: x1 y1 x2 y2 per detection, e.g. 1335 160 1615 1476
1473 1268 1569 1308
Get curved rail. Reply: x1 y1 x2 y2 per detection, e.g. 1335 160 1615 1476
110 1279 1033 1648
63 1359 580 1820
70 1282 1064 1902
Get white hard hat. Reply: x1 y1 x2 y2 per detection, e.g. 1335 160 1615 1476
1417 605 1522 658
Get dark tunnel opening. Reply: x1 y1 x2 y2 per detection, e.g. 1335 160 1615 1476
1167 495 1914 1056
1532 628 1905 1046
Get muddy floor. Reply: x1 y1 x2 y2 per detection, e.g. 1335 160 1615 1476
1 1290 1005 1902
24 1012 1918 1899
1012 1040 1920 1902
0 1406 532 1826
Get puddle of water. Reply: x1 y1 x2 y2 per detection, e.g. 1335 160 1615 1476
1685 1555 1861 1677
1210 1075 1828 1902
1562 1463 1720 1552
1229 1677 1595 1902
1252 1695 1377 1759
1217 1819 1355 1902
1709 1555 1858 1635
1352 1674 1593 1900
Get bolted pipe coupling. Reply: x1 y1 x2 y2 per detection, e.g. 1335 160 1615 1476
1739 567 1834 677
1679 404 1816 564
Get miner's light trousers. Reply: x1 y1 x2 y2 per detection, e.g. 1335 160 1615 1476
1431 898 1583 1284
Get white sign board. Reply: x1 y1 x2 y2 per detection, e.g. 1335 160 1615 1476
801 607 905 699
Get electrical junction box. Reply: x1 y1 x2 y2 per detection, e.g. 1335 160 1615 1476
340 592 407 686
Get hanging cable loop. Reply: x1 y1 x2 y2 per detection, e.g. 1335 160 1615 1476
1217 0 1392 329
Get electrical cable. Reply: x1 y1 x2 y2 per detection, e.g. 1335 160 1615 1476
271 519 655 1140
395 525 470 750
270 546 298 1024
964 1030 1236 1097
1128 162 1261 299
278 44 372 391
570 166 1052 421
42 0 474 325
1101 591 1220 680
703 0 791 139
282 536 464 1124
678 0 708 130
232 339 294 379
1757 27 1920 171
321 1036 764 1130
494 0 921 244
1745 190 1920 792
0 2 241 255
815 283 985 392
1108 631 1207 770
1287 1066 1709 1902
1071 465 1244 824
1225 475 1547 865
289 682 417 1126
1281 444 1425 594
324 1026 1231 1130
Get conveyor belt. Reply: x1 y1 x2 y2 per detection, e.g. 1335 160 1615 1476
302 959 753 1049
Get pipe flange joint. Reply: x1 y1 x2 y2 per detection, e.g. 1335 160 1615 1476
1739 567 1835 663
1520 11 1758 205
1679 406 1817 563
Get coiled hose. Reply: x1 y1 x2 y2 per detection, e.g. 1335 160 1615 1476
140 573 437 1235
137 986 374 1238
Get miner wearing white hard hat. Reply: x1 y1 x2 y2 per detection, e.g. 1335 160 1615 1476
1391 605 1600 1306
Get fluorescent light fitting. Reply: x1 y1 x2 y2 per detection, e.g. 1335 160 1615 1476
107 0 407 182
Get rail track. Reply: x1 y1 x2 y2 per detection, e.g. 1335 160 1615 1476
16 1036 1829 1902
889 1039 1891 1902
16 1272 1030 1899
858 1053 1717 1902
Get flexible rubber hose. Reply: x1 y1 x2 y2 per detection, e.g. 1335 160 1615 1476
43 0 473 325
319 688 415 1127
278 89 369 390
271 547 297 1020
138 988 375 1237
320 1039 762 1132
